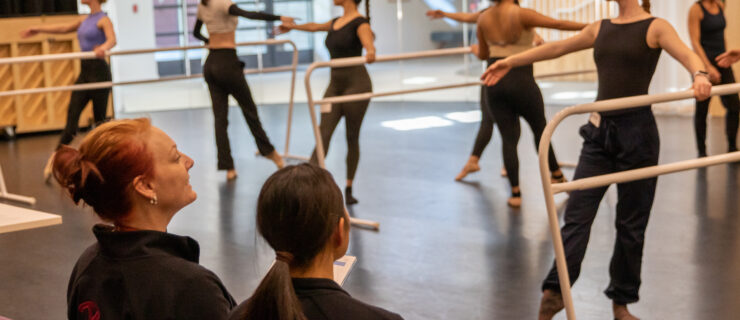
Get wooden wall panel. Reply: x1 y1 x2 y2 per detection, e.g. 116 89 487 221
13 42 49 132
0 15 112 134
46 40 77 128
0 45 14 127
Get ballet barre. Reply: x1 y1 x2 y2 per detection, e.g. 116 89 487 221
296 46 595 167
0 39 299 207
296 46 595 230
537 82 740 320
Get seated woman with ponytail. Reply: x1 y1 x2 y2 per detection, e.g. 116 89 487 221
53 118 236 319
228 164 402 320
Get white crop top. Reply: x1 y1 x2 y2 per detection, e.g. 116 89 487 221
197 0 238 34
487 29 535 58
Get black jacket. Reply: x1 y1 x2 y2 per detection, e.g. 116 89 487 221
228 278 403 320
67 224 236 320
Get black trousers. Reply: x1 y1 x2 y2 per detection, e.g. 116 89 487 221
542 109 660 305
485 58 559 187
694 61 740 153
204 49 275 170
471 85 495 158
309 66 372 181
58 59 111 148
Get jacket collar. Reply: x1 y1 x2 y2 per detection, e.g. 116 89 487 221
92 224 200 263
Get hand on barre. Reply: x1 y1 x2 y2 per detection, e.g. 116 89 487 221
365 51 376 64
93 46 107 59
716 49 740 69
692 74 712 101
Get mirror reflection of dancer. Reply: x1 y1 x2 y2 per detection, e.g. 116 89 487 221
474 0 586 207
426 5 545 181
21 0 117 182
194 0 295 180
482 0 712 318
688 0 739 156
277 0 375 205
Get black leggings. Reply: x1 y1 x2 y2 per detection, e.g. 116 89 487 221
694 61 739 153
472 85 495 158
310 66 372 181
204 49 275 170
58 59 111 149
485 58 559 187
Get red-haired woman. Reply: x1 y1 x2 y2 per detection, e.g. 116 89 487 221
53 118 235 319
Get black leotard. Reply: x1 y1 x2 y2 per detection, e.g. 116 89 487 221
593 18 661 116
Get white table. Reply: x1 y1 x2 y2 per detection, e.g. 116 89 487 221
0 203 62 234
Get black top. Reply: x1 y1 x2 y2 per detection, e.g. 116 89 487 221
593 18 662 116
325 16 369 59
698 1 726 60
227 278 403 320
67 225 236 320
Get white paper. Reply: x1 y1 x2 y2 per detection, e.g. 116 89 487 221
332 255 357 286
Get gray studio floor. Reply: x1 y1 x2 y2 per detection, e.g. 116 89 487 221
1 99 739 319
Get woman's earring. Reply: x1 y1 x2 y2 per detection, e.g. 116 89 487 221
150 195 158 205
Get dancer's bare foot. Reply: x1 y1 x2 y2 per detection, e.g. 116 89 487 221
613 303 640 320
455 156 480 181
538 289 564 320
43 152 56 183
226 169 238 180
266 150 285 169
507 186 522 208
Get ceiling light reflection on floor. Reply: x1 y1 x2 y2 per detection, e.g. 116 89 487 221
445 110 481 123
551 90 597 100
402 77 438 85
537 82 554 88
381 116 454 131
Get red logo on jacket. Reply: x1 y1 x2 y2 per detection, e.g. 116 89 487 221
78 301 100 320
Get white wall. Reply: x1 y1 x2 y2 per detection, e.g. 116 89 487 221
650 0 696 114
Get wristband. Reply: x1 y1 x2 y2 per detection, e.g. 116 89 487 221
694 70 710 81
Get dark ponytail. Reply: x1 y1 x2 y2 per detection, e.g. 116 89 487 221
241 163 346 320
642 0 650 13
352 0 370 21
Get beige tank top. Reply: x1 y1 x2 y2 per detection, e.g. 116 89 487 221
197 0 238 34
487 29 535 58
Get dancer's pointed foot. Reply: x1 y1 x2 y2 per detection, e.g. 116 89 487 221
43 152 56 183
613 303 640 320
538 289 564 320
345 186 358 205
507 186 522 208
226 169 238 181
266 150 285 169
455 156 480 181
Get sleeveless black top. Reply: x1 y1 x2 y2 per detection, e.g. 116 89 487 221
325 16 369 59
698 1 726 60
593 18 662 116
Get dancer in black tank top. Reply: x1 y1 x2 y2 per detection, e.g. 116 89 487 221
482 0 712 319
276 0 375 205
689 0 739 156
